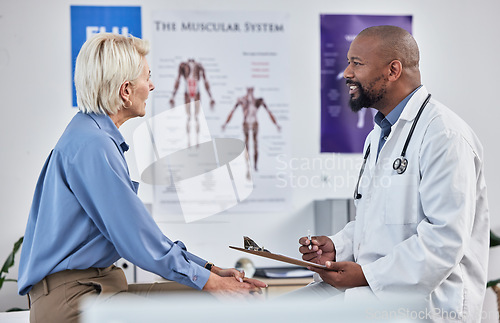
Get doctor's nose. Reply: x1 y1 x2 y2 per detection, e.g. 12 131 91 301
344 63 353 79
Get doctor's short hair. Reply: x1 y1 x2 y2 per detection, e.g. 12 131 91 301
74 32 150 115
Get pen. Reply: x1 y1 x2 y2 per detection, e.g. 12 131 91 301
308 229 312 250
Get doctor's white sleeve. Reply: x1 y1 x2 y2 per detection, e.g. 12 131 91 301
330 136 373 262
330 221 356 262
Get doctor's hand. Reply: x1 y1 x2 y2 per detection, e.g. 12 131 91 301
202 272 264 299
309 261 368 289
299 235 336 265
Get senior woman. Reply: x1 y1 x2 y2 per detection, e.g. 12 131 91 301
18 33 265 323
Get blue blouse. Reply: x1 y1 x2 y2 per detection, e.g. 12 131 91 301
18 112 209 295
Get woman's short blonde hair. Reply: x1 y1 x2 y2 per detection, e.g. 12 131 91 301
74 33 150 115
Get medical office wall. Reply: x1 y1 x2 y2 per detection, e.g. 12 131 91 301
1 0 499 319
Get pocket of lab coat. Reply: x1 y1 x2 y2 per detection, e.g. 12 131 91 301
384 174 419 224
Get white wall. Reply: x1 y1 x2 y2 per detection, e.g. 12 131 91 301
1 0 499 319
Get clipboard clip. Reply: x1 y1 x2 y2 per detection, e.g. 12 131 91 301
243 236 270 253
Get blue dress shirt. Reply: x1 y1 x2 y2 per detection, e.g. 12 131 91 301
373 86 422 159
18 112 210 295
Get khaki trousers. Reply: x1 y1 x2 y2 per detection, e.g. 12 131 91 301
28 265 190 323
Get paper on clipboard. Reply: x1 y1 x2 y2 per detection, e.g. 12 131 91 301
229 246 327 269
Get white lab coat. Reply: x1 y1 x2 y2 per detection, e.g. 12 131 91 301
331 86 490 322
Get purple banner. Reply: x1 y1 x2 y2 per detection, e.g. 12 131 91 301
320 15 412 153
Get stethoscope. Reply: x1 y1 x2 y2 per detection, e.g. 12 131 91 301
354 94 431 200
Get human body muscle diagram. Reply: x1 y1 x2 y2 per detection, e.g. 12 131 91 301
222 87 281 177
170 58 215 147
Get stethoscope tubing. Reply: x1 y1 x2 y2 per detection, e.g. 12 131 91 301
400 94 432 158
354 93 432 199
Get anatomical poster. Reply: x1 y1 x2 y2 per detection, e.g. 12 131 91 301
320 14 412 153
134 11 291 222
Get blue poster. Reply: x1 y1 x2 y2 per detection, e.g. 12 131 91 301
320 15 412 153
70 6 142 107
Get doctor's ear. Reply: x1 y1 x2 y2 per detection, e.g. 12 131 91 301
387 60 403 81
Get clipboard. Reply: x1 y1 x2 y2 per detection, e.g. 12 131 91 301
229 246 327 269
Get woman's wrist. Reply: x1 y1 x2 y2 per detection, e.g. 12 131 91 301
211 265 223 275
205 262 222 274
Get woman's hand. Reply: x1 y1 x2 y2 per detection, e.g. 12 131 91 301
212 266 267 288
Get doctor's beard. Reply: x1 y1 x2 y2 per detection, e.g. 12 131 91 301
347 78 386 113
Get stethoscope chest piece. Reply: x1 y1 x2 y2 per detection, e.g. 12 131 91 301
393 157 408 174
390 93 432 176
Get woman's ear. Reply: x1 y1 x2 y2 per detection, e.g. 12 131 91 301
387 60 403 82
120 81 131 104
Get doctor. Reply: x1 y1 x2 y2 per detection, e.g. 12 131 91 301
299 25 489 321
